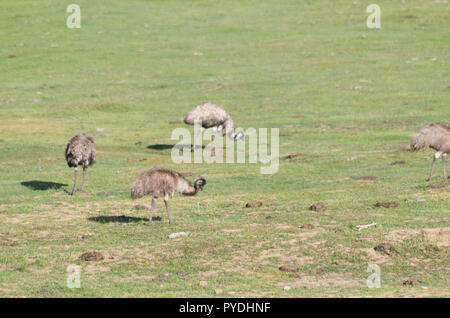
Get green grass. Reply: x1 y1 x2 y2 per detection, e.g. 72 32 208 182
0 0 449 297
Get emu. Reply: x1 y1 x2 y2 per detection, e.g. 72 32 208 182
65 134 96 195
410 122 450 181
184 102 244 143
131 167 206 224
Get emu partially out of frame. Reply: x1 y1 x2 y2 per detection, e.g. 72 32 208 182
411 123 450 181
131 167 206 224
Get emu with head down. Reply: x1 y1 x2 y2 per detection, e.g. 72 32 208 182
131 167 206 224
184 102 244 140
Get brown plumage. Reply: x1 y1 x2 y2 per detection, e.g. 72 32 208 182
410 123 450 181
130 167 206 224
184 102 243 140
65 134 96 195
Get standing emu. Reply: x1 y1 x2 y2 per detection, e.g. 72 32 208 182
131 167 206 224
65 134 96 195
410 123 450 181
184 102 244 141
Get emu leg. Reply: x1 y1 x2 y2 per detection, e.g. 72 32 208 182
149 198 156 225
80 166 87 191
164 196 173 224
428 153 440 181
211 133 216 156
71 167 78 195
443 154 447 182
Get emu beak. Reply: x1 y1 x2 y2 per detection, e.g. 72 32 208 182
234 131 244 140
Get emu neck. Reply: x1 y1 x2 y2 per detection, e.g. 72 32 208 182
182 186 198 196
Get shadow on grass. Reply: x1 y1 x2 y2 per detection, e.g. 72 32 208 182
88 215 161 223
21 180 68 191
147 144 206 150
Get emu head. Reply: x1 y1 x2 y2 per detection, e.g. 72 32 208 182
194 178 206 191
234 131 244 141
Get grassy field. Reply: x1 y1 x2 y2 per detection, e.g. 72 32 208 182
0 0 449 297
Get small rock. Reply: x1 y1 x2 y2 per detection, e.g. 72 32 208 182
360 176 377 181
176 270 187 276
80 251 103 261
403 279 423 286
374 202 399 209
374 243 392 255
0 241 18 247
280 153 303 159
168 232 190 239
78 233 92 240
266 215 273 219
96 128 104 132
154 273 169 281
279 265 299 272
245 201 263 208
308 269 325 275
300 224 314 230
309 203 326 211
354 85 362 90
127 158 147 162
35 290 54 295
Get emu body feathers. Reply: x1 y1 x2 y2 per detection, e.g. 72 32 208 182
411 123 450 181
65 134 96 195
131 167 206 224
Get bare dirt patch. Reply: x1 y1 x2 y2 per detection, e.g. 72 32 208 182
421 227 450 247
385 229 419 242
281 273 362 288
354 176 377 181
375 202 399 208
428 184 444 189
309 203 326 211
80 251 104 261
246 202 262 208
